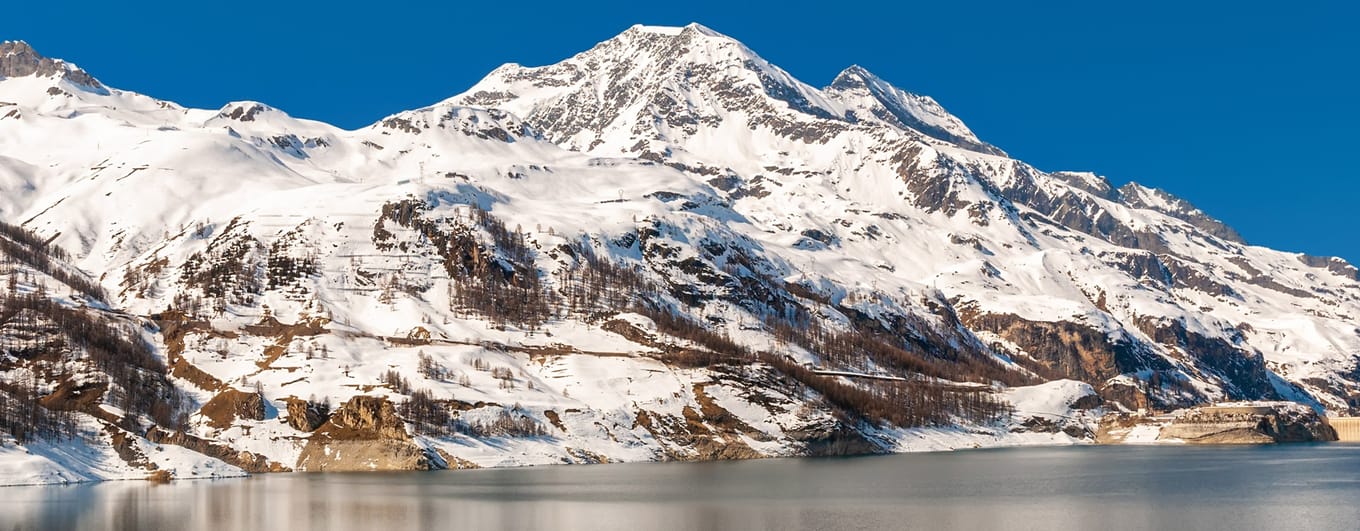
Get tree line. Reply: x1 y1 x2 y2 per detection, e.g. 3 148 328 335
371 201 1018 432
2 226 187 442
0 221 106 301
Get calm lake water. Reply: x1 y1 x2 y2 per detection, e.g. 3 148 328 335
4 444 1360 530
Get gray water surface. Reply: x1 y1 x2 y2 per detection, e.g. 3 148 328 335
5 444 1360 530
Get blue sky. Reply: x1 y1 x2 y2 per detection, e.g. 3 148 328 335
5 1 1357 263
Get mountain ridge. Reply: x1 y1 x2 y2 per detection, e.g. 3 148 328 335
0 26 1356 483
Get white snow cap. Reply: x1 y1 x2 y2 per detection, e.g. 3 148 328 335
631 23 724 37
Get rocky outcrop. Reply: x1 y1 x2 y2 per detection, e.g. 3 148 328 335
318 395 410 440
1131 317 1276 401
1116 183 1245 244
295 395 439 472
959 311 1178 408
785 423 881 457
282 397 328 432
1298 254 1360 281
0 41 102 89
198 389 266 430
634 406 766 461
296 438 436 472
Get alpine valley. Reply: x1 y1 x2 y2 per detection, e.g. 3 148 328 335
1 24 1356 484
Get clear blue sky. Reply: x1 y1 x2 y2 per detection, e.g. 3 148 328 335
5 1 1357 263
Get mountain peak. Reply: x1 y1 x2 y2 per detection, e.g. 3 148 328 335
680 22 724 37
607 22 746 54
628 22 726 39
4 25 1360 480
829 64 875 90
824 63 1001 155
450 22 845 152
216 101 283 122
1 40 35 55
0 40 102 90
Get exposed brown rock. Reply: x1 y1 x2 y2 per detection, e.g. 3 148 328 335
105 424 155 471
282 397 328 432
543 409 567 433
565 447 611 464
1093 412 1146 444
964 312 1134 382
169 357 226 392
151 311 226 392
198 389 266 430
435 448 481 469
601 318 657 346
242 314 327 337
294 395 439 472
296 439 437 472
242 315 328 370
37 377 107 413
312 395 408 440
628 383 772 462
693 383 767 442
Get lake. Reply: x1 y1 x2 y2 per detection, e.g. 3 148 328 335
4 444 1360 530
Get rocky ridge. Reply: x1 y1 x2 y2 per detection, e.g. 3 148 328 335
1 25 1357 481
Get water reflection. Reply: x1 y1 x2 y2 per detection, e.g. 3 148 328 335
5 445 1360 531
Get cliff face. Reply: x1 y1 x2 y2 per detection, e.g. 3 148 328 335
295 395 438 472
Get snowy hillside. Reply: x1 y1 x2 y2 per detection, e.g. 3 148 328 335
1 26 1357 483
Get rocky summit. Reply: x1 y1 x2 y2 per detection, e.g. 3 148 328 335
1 24 1358 484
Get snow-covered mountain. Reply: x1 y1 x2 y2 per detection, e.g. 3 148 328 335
1 26 1357 483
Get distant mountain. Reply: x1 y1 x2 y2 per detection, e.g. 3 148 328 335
1 26 1357 483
